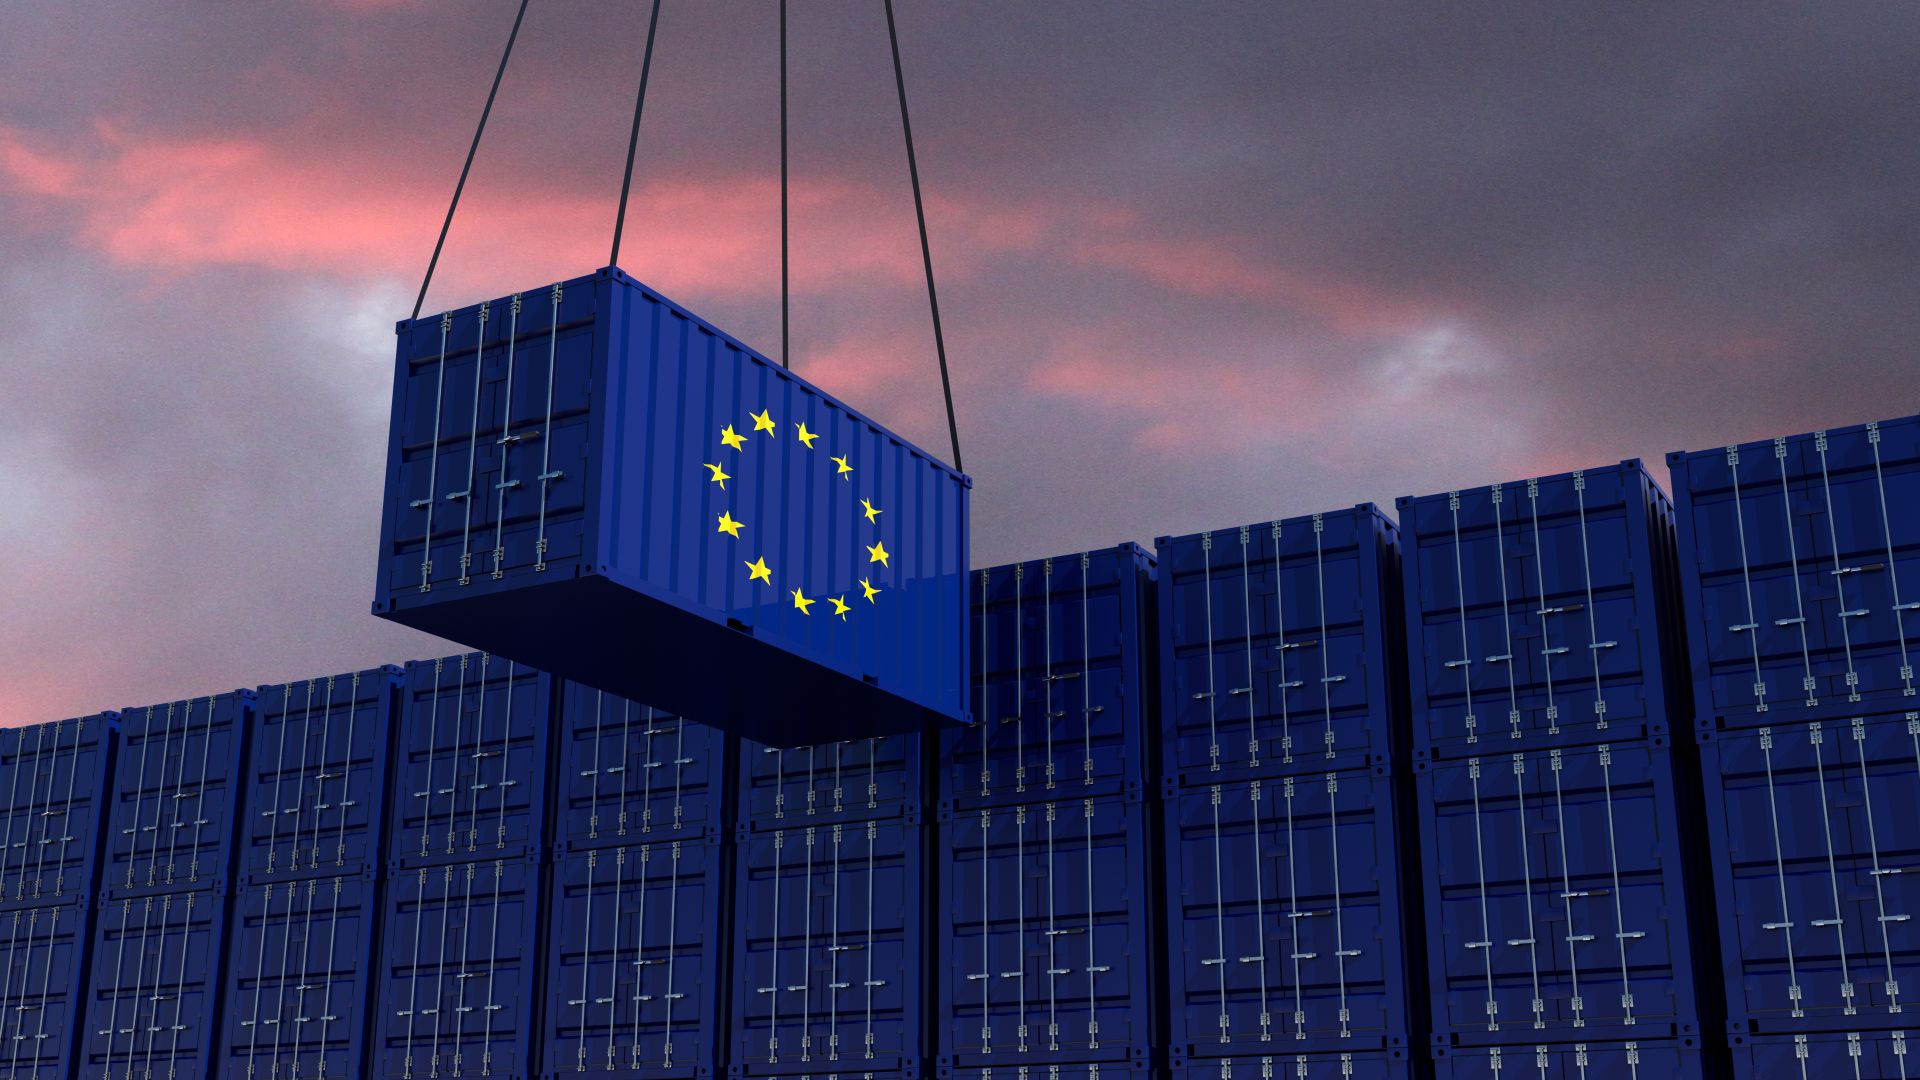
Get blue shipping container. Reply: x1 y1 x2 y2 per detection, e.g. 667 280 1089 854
0 712 117 910
0 901 97 1079
390 654 555 868
937 794 1157 1071
218 871 381 1077
1669 415 1920 732
554 683 732 851
1732 1030 1911 1078
1178 1055 1413 1079
1433 1039 1704 1078
242 667 403 882
371 267 971 745
103 691 253 897
82 888 234 1079
1699 709 1920 1035
541 841 729 1079
729 816 927 1075
1398 462 1689 755
1417 740 1709 1047
943 545 1157 811
1162 767 1418 1058
372 856 545 1079
741 735 927 829
1158 507 1404 783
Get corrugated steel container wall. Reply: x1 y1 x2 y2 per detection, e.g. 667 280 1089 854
390 654 556 868
217 871 380 1077
1668 415 1920 733
1417 740 1708 1048
372 855 545 1079
0 901 96 1079
1178 1055 1415 1079
944 544 1158 811
936 794 1158 1072
1432 1040 1705 1078
728 816 928 1076
1162 767 1419 1061
947 1067 1157 1080
1699 710 1920 1036
242 667 403 883
1732 1030 1911 1077
1158 507 1404 783
540 841 729 1079
1398 462 1691 755
554 683 732 851
740 734 927 829
372 267 971 745
81 888 234 1079
103 692 254 897
0 713 117 910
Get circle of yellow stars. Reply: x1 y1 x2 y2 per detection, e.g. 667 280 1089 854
704 410 887 620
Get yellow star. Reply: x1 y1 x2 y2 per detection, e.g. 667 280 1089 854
745 556 772 584
831 454 853 479
861 498 882 524
796 422 818 449
791 588 816 615
751 409 776 436
860 578 881 603
829 596 851 619
719 424 747 451
704 462 730 489
716 511 743 538
866 540 890 567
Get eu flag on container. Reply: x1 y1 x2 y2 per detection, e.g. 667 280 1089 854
372 267 970 746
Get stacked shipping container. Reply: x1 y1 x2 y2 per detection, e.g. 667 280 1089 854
1396 462 1719 1079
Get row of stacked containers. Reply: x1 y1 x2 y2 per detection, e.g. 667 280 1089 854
1 412 1915 1078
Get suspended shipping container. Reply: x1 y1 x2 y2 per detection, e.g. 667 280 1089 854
103 691 253 897
81 887 234 1079
1161 766 1421 1061
0 900 97 1079
1431 1039 1705 1078
241 667 403 882
1417 739 1712 1049
371 267 971 746
540 841 729 1079
944 545 1158 812
218 871 381 1077
1158 507 1405 783
1668 415 1920 733
371 855 546 1079
553 682 732 852
740 734 927 829
0 712 117 910
389 654 556 868
1699 709 1920 1036
1731 1029 1912 1078
1397 462 1690 755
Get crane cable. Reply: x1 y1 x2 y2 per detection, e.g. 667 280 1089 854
609 0 666 268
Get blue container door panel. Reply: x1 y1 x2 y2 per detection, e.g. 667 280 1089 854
1703 713 1920 1033
391 656 554 867
741 735 924 829
244 669 402 883
1733 1030 1914 1078
730 820 924 1075
1165 771 1411 1056
0 714 115 910
939 795 1155 1067
1179 1054 1413 1080
949 546 1155 810
104 693 251 897
555 684 729 851
387 282 598 592
0 902 92 1079
541 842 725 1079
1402 467 1673 752
1419 741 1702 1045
1434 1040 1703 1079
82 889 230 1079
218 873 377 1078
950 1067 1157 1080
1160 511 1398 784
373 857 542 1079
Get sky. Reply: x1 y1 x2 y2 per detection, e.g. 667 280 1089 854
3 2 1917 724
